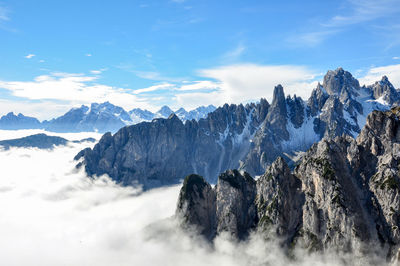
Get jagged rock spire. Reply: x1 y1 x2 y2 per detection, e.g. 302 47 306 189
323 67 360 95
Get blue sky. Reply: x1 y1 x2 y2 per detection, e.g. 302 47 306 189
0 0 400 119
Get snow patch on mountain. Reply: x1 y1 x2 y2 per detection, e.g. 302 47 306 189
282 116 318 151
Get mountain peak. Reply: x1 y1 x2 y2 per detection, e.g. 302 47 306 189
369 75 399 105
272 84 285 105
335 66 344 73
176 107 187 113
91 101 115 109
168 113 180 120
156 105 174 118
323 67 360 95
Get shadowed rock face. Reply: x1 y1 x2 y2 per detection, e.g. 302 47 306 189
176 174 216 239
76 68 400 189
176 107 400 262
176 170 257 240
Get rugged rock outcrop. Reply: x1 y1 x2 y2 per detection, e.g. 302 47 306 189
75 104 263 188
176 107 400 262
176 170 257 240
176 174 216 239
76 68 400 188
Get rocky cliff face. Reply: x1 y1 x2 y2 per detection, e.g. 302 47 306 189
76 68 400 188
176 170 257 240
176 107 400 262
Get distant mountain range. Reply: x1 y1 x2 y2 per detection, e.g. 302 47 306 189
0 103 216 133
75 68 400 189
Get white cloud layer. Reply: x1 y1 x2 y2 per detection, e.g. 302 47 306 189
0 130 386 266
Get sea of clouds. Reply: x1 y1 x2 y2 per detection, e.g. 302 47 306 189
0 130 390 266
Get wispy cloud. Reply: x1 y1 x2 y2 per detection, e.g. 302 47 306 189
0 5 9 21
292 0 400 46
86 53 92 57
222 44 246 61
90 68 107 75
116 63 187 83
133 83 174 94
288 30 338 47
24 54 35 59
0 4 18 32
176 80 220 91
325 0 400 27
394 57 400 60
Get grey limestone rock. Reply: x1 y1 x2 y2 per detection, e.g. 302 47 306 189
176 170 257 240
176 107 400 262
76 68 400 189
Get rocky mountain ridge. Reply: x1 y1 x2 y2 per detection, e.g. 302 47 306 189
176 107 400 263
75 68 400 189
0 102 215 133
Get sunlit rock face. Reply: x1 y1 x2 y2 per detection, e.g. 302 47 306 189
177 107 400 262
76 68 400 189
